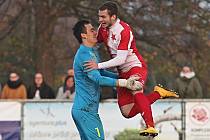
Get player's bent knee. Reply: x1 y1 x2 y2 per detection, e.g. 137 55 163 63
120 103 135 118
121 112 131 118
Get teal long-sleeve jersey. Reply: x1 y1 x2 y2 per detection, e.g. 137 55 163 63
72 44 118 113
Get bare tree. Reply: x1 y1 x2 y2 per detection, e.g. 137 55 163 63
0 0 210 90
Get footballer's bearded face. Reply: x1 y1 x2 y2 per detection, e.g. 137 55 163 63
98 9 116 28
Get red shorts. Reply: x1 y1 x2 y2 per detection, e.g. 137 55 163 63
117 66 148 106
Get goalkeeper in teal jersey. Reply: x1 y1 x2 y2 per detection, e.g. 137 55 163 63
71 20 142 140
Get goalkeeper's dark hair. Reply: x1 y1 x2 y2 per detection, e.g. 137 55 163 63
72 20 90 44
99 1 118 17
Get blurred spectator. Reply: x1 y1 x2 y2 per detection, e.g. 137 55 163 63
56 75 75 100
174 65 203 98
27 72 55 99
208 33 210 47
1 72 27 99
67 68 74 76
0 83 2 96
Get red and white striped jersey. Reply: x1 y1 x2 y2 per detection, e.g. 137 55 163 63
97 19 147 72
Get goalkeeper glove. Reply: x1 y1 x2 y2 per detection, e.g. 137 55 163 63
118 76 142 91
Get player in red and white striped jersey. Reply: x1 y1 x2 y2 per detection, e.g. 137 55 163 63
84 2 179 137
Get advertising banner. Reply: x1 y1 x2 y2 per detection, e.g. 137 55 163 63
0 102 21 140
23 101 182 140
185 102 210 140
23 102 142 140
23 102 74 140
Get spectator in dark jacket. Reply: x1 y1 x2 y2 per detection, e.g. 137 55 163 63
0 83 2 96
27 72 55 99
174 65 203 98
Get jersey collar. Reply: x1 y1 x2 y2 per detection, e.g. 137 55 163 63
80 44 94 51
110 18 120 29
